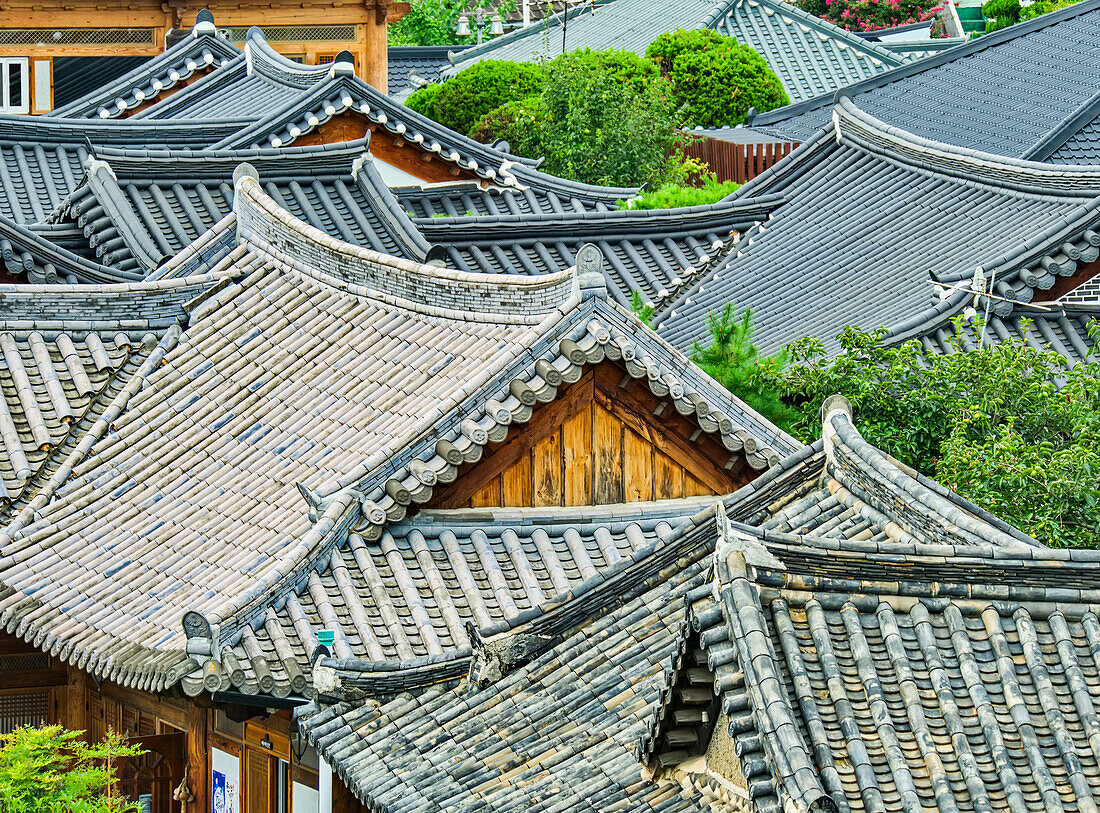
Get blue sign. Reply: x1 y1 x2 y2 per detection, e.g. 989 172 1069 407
212 770 227 813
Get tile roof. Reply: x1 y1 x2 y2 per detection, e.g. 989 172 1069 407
0 167 793 695
752 0 1100 156
302 559 718 813
415 197 784 307
387 46 470 101
642 400 1100 813
295 398 1046 812
47 23 242 119
654 98 1100 355
395 173 630 217
447 0 903 105
52 140 433 275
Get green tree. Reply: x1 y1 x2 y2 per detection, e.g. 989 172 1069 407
535 50 691 187
0 726 144 813
645 30 788 127
692 310 1100 548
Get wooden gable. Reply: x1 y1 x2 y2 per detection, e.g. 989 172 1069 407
427 362 754 510
293 112 479 183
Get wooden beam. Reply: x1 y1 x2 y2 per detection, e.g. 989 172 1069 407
427 371 595 509
99 683 188 730
333 773 363 813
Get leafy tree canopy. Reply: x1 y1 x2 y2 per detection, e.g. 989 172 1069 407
408 59 546 136
689 305 1100 548
0 726 144 813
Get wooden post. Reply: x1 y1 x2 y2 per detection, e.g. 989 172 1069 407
333 774 362 813
66 665 86 735
188 703 209 812
363 7 388 92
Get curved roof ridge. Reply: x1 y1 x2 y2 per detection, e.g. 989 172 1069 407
821 395 1038 549
90 137 373 179
414 194 784 239
753 0 1100 128
0 212 138 284
0 113 249 147
0 271 224 330
47 25 241 119
836 96 1100 196
234 171 577 321
244 27 338 88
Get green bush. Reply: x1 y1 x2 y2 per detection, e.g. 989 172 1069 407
981 0 1020 20
427 60 545 135
405 81 444 120
618 175 741 210
469 95 547 156
536 50 691 187
692 308 1100 548
645 29 788 127
0 726 145 812
1020 0 1080 19
557 48 659 96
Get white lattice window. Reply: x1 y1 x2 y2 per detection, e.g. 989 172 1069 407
0 58 28 114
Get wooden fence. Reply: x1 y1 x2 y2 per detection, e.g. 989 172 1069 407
681 136 798 185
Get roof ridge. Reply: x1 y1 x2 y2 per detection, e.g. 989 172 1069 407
1021 87 1100 162
835 96 1100 196
234 169 576 321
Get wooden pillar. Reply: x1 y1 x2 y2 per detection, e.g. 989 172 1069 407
66 665 86 735
333 773 362 813
363 9 388 92
188 703 209 811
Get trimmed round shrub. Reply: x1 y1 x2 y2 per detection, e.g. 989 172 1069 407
428 60 546 135
646 29 788 127
405 81 444 120
469 95 547 156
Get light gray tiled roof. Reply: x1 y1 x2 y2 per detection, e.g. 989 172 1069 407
753 0 1100 157
0 169 793 695
448 0 902 105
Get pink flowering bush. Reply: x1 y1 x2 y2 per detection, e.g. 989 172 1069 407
796 0 942 32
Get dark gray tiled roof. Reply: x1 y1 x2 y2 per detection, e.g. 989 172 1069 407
47 26 241 119
0 214 135 284
416 197 783 307
54 140 431 275
51 57 152 111
655 99 1100 355
1023 89 1100 164
387 45 470 100
448 0 902 105
654 412 1100 813
753 0 1100 156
